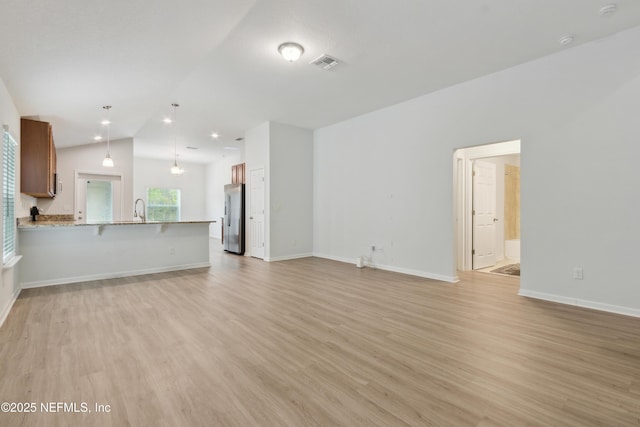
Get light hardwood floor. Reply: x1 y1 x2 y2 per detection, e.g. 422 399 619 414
1 247 640 426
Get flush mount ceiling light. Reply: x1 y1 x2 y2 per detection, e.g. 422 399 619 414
93 135 102 141
558 35 574 46
211 132 219 139
278 42 304 62
599 4 617 16
101 105 114 167
169 103 184 176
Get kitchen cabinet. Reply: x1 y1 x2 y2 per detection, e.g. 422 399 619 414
20 118 57 198
231 163 245 184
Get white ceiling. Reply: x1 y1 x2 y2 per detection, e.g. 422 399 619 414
2 0 640 164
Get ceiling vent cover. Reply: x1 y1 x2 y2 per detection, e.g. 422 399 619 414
311 54 339 70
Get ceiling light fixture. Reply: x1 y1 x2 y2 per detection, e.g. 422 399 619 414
211 132 219 139
278 42 304 62
169 103 184 175
93 135 102 141
101 105 114 167
599 4 617 16
163 117 172 124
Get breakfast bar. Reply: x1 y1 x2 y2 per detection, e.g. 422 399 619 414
18 218 215 288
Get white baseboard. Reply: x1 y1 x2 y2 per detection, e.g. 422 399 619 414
518 289 640 318
312 253 459 283
0 287 21 328
312 253 355 265
20 262 211 289
265 253 313 262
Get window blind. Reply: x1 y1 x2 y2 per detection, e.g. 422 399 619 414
3 129 17 263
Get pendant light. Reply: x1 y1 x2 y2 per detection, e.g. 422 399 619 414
101 105 114 167
169 103 183 175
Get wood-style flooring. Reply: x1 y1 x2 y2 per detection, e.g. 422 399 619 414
1 247 640 426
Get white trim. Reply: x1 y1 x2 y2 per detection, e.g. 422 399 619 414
312 252 355 265
2 254 22 270
313 252 459 283
518 289 640 319
366 262 459 283
0 287 21 328
20 262 210 289
265 252 313 262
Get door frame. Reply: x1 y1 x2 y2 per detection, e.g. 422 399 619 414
248 167 265 259
74 170 124 223
454 140 520 271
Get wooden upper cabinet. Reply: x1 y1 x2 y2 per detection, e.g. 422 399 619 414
20 118 57 198
231 163 245 184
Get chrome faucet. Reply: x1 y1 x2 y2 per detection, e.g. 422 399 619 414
134 198 146 222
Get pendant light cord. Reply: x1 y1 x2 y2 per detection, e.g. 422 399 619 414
172 103 179 167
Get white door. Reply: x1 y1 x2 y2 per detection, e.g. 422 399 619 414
75 172 122 224
472 160 497 269
249 168 265 259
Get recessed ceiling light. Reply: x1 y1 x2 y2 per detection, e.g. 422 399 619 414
558 35 574 46
278 42 304 62
163 117 172 124
211 132 219 139
599 4 617 16
100 119 110 125
93 135 102 141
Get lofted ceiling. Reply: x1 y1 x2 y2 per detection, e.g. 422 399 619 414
1 0 640 164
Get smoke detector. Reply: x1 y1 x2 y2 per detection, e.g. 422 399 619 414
310 54 339 70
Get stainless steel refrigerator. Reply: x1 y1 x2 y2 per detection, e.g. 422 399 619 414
223 183 245 254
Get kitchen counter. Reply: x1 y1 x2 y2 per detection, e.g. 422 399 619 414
18 217 214 288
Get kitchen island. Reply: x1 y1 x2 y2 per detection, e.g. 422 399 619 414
18 218 215 288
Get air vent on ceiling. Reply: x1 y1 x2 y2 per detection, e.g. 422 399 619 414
235 137 244 142
310 54 339 70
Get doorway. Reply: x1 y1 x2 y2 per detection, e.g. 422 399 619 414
454 140 521 275
75 172 123 224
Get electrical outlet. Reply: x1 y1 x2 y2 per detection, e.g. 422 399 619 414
573 267 583 280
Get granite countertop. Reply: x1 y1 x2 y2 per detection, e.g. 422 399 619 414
18 216 216 229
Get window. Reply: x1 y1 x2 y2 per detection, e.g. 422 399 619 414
146 188 181 221
3 129 17 263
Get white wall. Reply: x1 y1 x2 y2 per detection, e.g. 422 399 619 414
269 122 313 260
205 152 240 238
38 139 135 220
0 76 23 326
314 26 640 315
244 121 313 260
133 157 208 222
